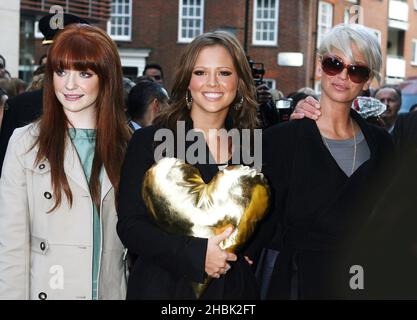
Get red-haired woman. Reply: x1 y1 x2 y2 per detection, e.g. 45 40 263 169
0 24 131 300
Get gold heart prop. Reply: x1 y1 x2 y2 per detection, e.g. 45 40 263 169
142 157 270 298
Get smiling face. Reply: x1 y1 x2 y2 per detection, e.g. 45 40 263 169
320 44 371 106
53 68 99 120
188 45 239 120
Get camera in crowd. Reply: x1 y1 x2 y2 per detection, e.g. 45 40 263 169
247 56 293 128
248 58 265 87
275 98 293 122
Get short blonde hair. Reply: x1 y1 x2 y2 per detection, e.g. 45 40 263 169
318 23 382 82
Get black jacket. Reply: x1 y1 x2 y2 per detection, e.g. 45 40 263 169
116 119 259 299
247 110 394 299
393 111 417 158
349 111 417 299
0 89 43 174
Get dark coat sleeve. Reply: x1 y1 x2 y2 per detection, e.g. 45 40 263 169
0 89 43 175
116 127 207 283
393 112 417 160
0 102 18 174
244 123 294 263
393 114 405 155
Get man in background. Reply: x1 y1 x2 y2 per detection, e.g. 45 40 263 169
142 63 165 87
374 85 402 133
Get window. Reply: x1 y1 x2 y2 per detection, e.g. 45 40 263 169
34 21 43 39
412 39 417 66
107 0 132 41
317 1 333 48
252 0 279 46
178 0 204 43
344 8 350 24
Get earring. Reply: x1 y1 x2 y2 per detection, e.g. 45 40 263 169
185 90 193 110
234 96 243 111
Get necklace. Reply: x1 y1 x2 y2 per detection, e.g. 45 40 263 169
321 117 357 175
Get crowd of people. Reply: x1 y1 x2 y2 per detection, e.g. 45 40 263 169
0 13 416 301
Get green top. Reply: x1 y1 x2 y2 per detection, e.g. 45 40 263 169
68 128 101 300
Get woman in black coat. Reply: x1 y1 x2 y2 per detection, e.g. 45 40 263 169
248 23 394 299
116 31 261 299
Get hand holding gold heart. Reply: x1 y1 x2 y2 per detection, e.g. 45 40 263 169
142 157 270 298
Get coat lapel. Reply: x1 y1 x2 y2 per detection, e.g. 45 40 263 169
63 135 90 194
100 168 113 203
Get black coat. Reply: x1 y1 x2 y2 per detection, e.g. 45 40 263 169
349 112 417 299
116 120 259 299
393 111 417 157
247 110 394 299
0 89 43 174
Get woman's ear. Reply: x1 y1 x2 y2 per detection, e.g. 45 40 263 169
152 98 159 112
316 56 322 77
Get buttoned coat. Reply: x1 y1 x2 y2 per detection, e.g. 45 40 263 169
0 123 127 300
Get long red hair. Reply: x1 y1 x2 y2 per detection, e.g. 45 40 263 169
36 24 131 211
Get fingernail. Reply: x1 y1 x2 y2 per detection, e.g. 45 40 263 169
313 115 318 120
316 111 321 116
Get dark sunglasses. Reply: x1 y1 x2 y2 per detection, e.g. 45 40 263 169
321 55 371 84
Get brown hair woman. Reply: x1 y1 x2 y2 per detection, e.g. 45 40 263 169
117 31 262 299
0 24 131 300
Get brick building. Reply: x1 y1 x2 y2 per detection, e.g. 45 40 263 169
18 0 417 96
316 0 417 91
19 0 111 82
110 0 317 96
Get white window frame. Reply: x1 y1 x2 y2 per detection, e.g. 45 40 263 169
34 21 43 39
343 8 350 24
252 0 279 46
412 39 417 66
107 0 132 41
317 1 333 48
178 0 205 43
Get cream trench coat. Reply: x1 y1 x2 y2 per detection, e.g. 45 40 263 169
0 124 127 300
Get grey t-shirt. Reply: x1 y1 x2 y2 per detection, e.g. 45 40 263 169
323 130 370 177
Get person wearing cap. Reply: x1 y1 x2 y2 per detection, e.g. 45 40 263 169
0 24 131 300
0 13 90 176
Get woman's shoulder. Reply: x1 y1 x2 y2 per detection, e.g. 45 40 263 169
9 122 39 148
263 118 309 141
